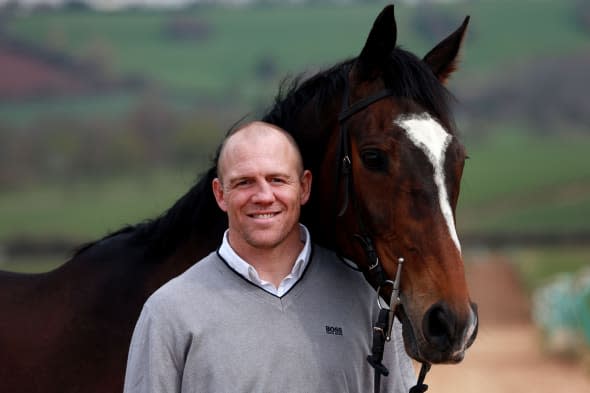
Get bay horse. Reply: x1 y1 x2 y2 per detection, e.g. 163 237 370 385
0 5 477 393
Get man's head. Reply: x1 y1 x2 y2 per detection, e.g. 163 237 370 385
212 121 312 257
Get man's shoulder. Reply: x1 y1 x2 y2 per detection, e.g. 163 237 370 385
312 244 361 273
145 251 222 309
311 244 373 291
304 244 379 324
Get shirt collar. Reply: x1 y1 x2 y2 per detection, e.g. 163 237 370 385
218 224 312 296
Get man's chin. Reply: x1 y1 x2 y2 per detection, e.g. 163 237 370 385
243 231 285 249
243 226 302 251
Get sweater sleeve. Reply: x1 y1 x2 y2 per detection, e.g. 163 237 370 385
123 303 182 393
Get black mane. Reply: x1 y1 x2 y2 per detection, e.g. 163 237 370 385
385 48 456 132
75 47 455 260
264 48 455 135
263 59 352 131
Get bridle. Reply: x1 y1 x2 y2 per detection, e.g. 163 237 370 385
336 71 431 393
336 78 393 288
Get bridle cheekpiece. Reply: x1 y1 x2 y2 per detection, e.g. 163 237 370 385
336 71 431 393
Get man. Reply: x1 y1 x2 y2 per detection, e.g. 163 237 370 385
123 121 415 393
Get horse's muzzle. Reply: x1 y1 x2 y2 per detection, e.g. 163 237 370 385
401 301 479 364
421 301 478 362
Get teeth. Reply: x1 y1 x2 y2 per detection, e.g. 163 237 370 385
252 213 275 219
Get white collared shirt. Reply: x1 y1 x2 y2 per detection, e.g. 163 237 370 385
218 224 312 297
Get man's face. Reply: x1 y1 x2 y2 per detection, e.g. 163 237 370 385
212 126 311 255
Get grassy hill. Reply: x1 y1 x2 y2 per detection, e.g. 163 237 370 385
3 1 589 108
459 128 590 234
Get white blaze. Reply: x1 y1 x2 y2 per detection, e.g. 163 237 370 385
394 114 462 253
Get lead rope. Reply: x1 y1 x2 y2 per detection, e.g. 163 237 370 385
409 363 431 393
365 256 431 393
367 258 400 393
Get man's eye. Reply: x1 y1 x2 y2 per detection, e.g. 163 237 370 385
270 177 285 184
235 180 251 187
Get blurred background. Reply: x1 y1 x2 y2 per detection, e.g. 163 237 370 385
1 0 589 389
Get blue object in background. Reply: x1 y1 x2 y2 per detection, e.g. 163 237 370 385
533 268 590 354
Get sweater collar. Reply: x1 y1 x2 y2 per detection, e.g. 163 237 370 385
218 224 312 297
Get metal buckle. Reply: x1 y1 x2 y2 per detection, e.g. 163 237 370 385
375 258 405 340
376 280 395 310
368 256 380 271
342 155 351 173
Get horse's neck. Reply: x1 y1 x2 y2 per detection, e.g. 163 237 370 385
159 175 227 270
145 232 220 293
283 97 341 248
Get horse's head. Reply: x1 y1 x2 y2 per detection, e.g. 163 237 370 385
320 6 477 364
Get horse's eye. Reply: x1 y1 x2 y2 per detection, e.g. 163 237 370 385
360 149 387 171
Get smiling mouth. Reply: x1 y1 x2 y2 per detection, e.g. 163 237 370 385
249 213 279 219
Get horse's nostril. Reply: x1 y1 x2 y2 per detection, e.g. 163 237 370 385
427 307 450 336
423 302 455 351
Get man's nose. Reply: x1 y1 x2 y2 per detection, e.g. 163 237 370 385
251 180 275 203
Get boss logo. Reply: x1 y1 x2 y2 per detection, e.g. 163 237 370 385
325 325 343 336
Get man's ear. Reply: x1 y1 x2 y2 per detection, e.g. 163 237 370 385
300 170 312 206
212 178 228 212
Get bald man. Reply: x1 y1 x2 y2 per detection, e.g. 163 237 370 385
123 122 415 393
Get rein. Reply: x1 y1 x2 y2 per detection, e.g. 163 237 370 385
336 76 431 393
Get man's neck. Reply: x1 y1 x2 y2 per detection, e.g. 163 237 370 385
249 245 304 288
230 236 304 289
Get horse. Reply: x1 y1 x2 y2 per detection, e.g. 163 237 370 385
0 5 477 393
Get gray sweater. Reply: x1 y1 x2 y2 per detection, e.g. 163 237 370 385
124 245 416 393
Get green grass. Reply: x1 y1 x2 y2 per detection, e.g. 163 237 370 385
0 255 66 274
461 129 590 203
451 1 590 73
3 1 588 124
0 168 203 274
5 1 588 97
510 246 590 291
4 5 382 95
458 128 590 233
0 167 202 242
0 93 140 126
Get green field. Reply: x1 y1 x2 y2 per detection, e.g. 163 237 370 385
3 0 589 120
0 167 201 241
7 1 587 81
509 246 590 291
459 128 590 233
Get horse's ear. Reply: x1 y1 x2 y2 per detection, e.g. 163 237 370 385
423 16 470 84
352 5 397 81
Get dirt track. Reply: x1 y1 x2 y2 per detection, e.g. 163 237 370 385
424 255 590 393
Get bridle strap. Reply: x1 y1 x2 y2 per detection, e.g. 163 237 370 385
338 88 396 123
367 307 391 389
335 76 431 393
336 82 394 215
336 78 394 288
